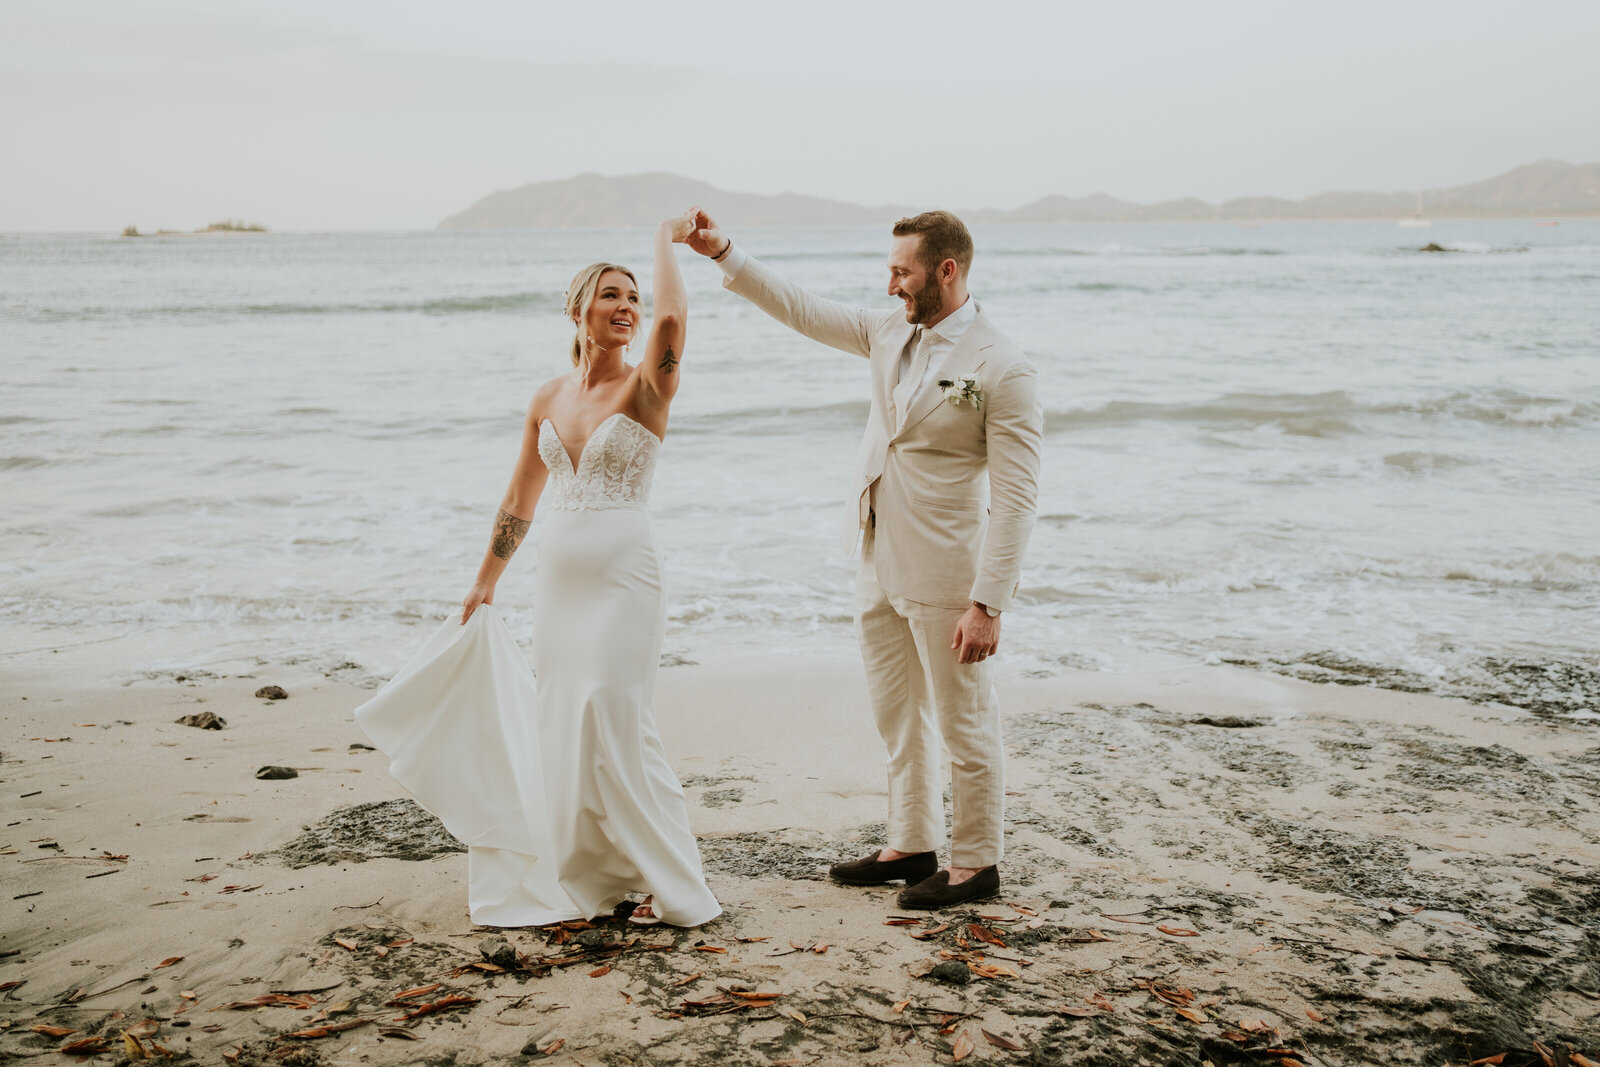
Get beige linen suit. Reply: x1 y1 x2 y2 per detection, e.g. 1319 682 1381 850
724 254 1043 867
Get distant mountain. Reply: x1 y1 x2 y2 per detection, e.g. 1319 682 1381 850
437 171 911 229
438 160 1600 229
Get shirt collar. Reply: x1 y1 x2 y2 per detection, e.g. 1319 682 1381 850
924 295 976 345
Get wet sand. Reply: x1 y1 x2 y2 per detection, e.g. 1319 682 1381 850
2 654 1597 1065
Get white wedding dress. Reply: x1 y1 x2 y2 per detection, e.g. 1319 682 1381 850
356 412 721 928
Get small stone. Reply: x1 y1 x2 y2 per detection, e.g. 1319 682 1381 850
255 685 289 700
519 1038 542 1056
348 743 375 752
175 712 227 730
255 765 299 780
928 961 971 985
573 929 609 949
479 935 518 969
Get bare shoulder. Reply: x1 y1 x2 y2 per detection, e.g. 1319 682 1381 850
526 374 572 423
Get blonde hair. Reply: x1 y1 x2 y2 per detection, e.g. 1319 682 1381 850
563 262 638 366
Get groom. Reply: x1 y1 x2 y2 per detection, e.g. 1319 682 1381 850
689 210 1043 908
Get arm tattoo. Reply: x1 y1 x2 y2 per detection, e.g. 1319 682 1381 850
658 346 678 375
491 508 531 560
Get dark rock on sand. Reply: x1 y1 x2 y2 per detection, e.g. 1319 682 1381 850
270 798 464 868
1419 242 1452 252
479 935 518 969
175 711 227 730
348 742 374 751
1186 715 1262 728
926 960 971 985
255 685 289 700
255 765 298 780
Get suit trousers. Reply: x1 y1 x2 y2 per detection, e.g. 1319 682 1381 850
855 521 1005 868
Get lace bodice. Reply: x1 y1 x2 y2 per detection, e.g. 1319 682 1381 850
538 413 660 511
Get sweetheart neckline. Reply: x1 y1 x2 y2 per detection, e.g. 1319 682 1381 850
540 412 661 477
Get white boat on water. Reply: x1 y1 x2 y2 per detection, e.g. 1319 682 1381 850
1397 189 1431 228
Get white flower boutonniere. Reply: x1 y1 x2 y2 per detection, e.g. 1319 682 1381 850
938 374 983 408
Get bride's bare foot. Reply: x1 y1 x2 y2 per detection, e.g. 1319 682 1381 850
628 896 661 926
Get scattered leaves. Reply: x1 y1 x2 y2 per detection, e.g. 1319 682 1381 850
1157 924 1199 937
969 923 1007 947
396 994 479 1020
1305 1007 1325 1022
587 966 611 978
982 1029 1026 1050
539 1038 565 1055
1175 1007 1208 1024
280 1019 371 1040
59 1037 113 1055
692 945 727 954
952 1029 975 1061
813 942 828 954
672 973 703 987
387 984 442 1003
911 923 950 941
154 956 184 969
210 994 317 1012
31 1025 78 1037
333 938 359 952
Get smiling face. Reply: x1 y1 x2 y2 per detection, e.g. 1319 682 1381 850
581 269 640 350
887 234 946 325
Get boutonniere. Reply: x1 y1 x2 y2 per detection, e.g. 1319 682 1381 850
938 374 983 408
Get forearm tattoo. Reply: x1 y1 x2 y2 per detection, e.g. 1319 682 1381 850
658 346 678 375
491 508 531 560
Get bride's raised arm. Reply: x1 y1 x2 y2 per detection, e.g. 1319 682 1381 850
636 210 695 413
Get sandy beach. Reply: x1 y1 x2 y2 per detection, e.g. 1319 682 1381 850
2 652 1596 1067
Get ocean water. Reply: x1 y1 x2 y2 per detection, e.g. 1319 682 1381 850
2 221 1597 708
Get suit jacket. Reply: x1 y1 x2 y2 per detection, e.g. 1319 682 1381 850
725 255 1043 612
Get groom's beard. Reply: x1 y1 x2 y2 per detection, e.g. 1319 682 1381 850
906 278 944 324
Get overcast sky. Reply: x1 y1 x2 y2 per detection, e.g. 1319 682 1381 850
3 0 1598 231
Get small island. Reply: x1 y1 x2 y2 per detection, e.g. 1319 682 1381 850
121 219 268 237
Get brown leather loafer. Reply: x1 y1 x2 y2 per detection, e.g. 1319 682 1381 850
896 865 1000 909
828 850 938 886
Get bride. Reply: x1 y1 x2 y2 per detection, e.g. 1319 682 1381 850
356 210 720 929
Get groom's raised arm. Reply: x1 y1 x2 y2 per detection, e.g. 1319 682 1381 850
689 211 876 360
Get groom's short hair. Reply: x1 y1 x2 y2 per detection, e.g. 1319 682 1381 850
892 211 973 279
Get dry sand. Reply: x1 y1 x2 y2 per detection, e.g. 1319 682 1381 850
2 652 1597 1066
